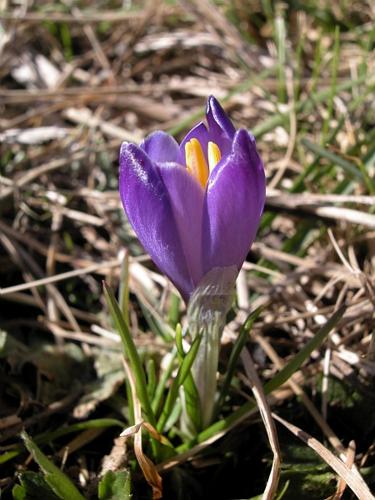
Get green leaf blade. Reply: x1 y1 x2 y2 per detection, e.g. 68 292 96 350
21 431 85 500
103 283 156 426
98 470 132 500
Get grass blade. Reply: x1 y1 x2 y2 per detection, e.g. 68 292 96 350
152 347 178 418
215 306 264 418
321 26 340 142
21 431 85 500
98 470 131 500
252 73 369 138
157 332 202 433
176 324 202 432
264 306 344 393
301 138 365 181
103 282 156 427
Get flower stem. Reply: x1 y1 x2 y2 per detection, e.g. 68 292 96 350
187 266 237 428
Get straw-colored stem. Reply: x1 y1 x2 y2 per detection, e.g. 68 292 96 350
187 266 237 428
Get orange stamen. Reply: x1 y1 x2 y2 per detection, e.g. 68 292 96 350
208 141 221 172
185 138 209 188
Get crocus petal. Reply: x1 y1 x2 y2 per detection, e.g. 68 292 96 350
119 142 193 300
158 163 204 289
206 95 236 155
178 121 209 166
202 129 266 274
178 98 236 166
140 131 180 164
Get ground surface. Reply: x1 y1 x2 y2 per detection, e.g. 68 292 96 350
0 1 374 499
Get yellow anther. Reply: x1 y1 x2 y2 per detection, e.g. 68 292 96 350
207 141 221 172
185 138 209 188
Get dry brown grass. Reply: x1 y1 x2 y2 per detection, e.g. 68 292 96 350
0 1 374 498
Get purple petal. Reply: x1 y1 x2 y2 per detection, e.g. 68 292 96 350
158 163 204 289
178 97 235 166
119 142 193 300
178 121 209 166
202 129 266 274
140 131 180 164
205 95 236 155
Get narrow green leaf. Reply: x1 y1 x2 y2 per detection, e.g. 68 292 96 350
138 298 174 342
321 26 340 142
35 418 125 446
98 470 131 500
178 306 345 451
252 73 369 138
157 332 202 432
164 398 182 432
12 485 25 500
21 431 85 500
12 472 59 500
125 375 135 426
292 115 346 193
181 374 201 433
175 324 202 432
118 251 130 325
264 306 345 394
0 450 20 465
147 358 157 400
175 323 184 356
152 347 178 418
103 283 156 426
301 138 364 181
275 12 287 102
215 306 264 417
294 29 306 101
168 293 181 328
310 32 323 95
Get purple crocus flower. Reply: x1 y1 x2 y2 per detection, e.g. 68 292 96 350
119 96 265 304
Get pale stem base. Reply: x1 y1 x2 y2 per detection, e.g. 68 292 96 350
187 266 238 428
